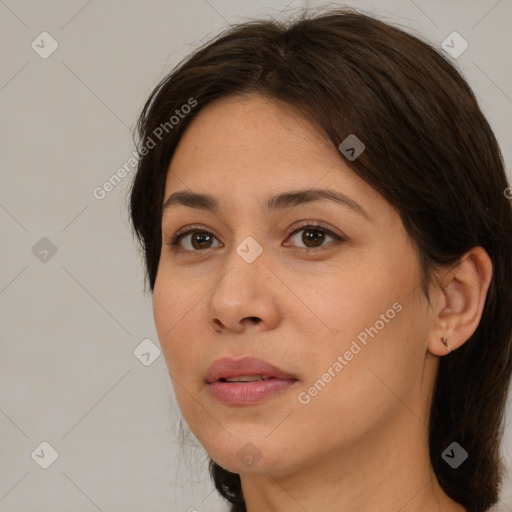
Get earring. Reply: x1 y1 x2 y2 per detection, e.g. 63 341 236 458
441 337 452 354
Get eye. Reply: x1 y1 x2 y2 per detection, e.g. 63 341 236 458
165 222 344 252
285 222 343 250
166 225 222 251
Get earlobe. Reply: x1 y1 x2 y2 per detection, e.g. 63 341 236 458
427 246 493 357
440 336 452 354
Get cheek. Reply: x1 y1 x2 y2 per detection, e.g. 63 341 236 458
152 271 204 376
153 276 214 441
296 262 422 404
294 261 403 343
288 303 420 456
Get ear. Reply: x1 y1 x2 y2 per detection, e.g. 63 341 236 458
427 246 493 356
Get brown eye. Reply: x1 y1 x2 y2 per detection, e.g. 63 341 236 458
286 226 341 249
301 228 326 247
166 223 344 253
189 232 214 250
170 229 222 251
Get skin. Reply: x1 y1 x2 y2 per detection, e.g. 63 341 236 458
152 93 492 512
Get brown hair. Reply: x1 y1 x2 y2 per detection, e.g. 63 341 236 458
128 8 512 512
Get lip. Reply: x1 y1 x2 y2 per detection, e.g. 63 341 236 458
205 357 299 405
206 357 298 383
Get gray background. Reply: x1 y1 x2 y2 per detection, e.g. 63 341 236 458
0 0 511 511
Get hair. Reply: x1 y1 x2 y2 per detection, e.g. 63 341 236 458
128 7 512 512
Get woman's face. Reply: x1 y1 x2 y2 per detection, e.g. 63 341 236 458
153 93 439 476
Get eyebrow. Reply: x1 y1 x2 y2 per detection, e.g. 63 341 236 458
162 188 370 220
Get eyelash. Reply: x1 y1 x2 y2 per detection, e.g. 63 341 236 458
164 221 345 253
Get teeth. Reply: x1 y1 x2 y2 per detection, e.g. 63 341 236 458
225 375 270 382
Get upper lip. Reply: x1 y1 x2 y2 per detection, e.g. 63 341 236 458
205 357 298 383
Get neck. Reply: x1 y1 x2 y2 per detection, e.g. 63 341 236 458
240 406 466 512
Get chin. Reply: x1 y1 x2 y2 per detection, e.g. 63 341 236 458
209 450 279 475
202 432 299 476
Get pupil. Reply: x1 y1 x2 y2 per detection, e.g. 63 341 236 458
193 232 211 249
303 229 324 247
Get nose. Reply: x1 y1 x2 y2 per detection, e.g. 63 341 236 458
204 243 282 334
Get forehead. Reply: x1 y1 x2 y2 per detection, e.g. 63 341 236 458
165 94 344 187
161 94 391 225
171 94 330 164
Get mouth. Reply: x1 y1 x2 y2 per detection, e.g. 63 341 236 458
205 356 298 383
205 357 299 405
220 375 273 383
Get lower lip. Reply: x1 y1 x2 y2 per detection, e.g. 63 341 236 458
208 378 298 405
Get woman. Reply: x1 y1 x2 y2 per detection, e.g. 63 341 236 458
128 8 512 512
